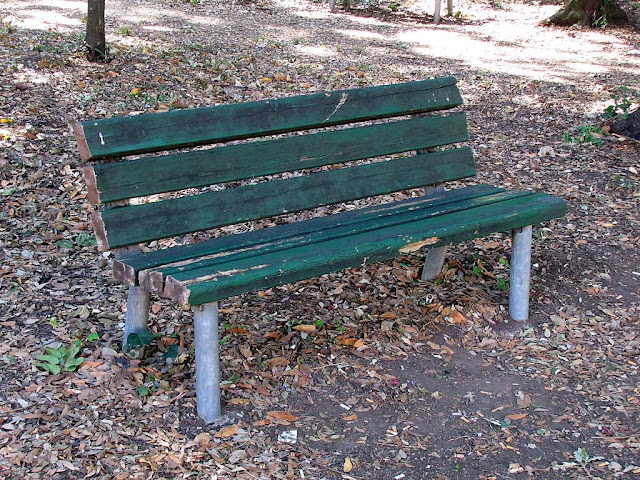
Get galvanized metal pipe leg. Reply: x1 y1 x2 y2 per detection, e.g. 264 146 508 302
194 301 221 423
123 286 150 350
421 246 447 281
509 226 532 321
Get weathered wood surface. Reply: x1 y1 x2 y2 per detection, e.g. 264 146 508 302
119 184 501 285
73 77 462 160
86 113 468 203
137 187 522 293
95 148 476 249
163 193 567 305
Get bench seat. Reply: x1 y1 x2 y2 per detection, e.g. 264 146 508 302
113 185 566 306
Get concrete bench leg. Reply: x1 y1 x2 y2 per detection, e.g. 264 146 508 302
194 301 222 423
509 226 532 321
123 286 150 350
421 246 447 281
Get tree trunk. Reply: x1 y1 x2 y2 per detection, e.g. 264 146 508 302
610 110 640 141
86 0 106 61
544 0 626 27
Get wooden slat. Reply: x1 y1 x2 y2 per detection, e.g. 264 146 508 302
139 189 533 295
87 113 468 203
74 77 462 160
166 193 567 305
118 184 502 285
95 147 476 249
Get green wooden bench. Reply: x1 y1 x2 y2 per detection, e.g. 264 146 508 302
73 77 567 423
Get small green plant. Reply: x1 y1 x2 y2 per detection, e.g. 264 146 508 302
495 277 509 291
118 26 131 35
563 125 603 146
472 265 482 276
334 318 345 333
573 447 604 477
36 340 84 375
388 2 398 10
498 257 509 267
136 385 149 396
611 174 634 189
49 316 59 328
87 332 99 342
603 86 638 119
314 319 324 330
124 329 157 352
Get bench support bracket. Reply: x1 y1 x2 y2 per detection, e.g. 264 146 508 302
123 286 150 350
421 246 447 281
509 226 532 321
194 301 222 423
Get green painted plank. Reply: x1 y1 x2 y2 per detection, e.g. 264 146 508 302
175 193 567 305
90 113 469 203
118 184 501 282
99 147 476 249
146 189 533 290
74 77 462 160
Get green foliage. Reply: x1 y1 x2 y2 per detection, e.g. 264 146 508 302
36 340 84 375
117 26 131 36
87 332 99 342
603 86 638 119
124 329 157 352
563 125 603 146
611 174 634 189
495 277 509 291
56 233 97 249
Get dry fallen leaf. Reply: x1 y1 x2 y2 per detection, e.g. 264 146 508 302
449 310 467 324
293 324 316 333
399 237 439 253
343 457 353 473
267 411 298 421
214 424 239 438
507 413 528 420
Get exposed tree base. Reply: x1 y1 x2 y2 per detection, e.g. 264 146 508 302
86 0 107 62
543 0 627 27
610 110 640 140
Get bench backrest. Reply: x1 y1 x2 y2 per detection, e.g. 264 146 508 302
75 77 474 251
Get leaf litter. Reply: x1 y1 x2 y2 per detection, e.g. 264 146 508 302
0 0 639 478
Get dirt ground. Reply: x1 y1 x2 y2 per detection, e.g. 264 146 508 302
1 0 639 478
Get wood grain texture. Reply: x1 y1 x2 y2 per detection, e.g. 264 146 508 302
90 113 469 203
140 189 529 294
72 123 91 162
123 185 502 283
76 77 462 160
166 193 567 305
98 147 476 248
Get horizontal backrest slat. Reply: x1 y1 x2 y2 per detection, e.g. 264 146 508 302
94 147 475 249
86 113 468 203
74 77 462 161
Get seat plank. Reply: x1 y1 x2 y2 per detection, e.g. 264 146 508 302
139 189 533 296
74 77 462 161
117 184 502 285
165 193 567 305
86 113 468 203
95 147 476 250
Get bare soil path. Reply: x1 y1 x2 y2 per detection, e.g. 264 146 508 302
1 0 639 478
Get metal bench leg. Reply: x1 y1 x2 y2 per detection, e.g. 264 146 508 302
421 246 447 281
123 286 150 350
194 301 222 423
509 226 532 321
